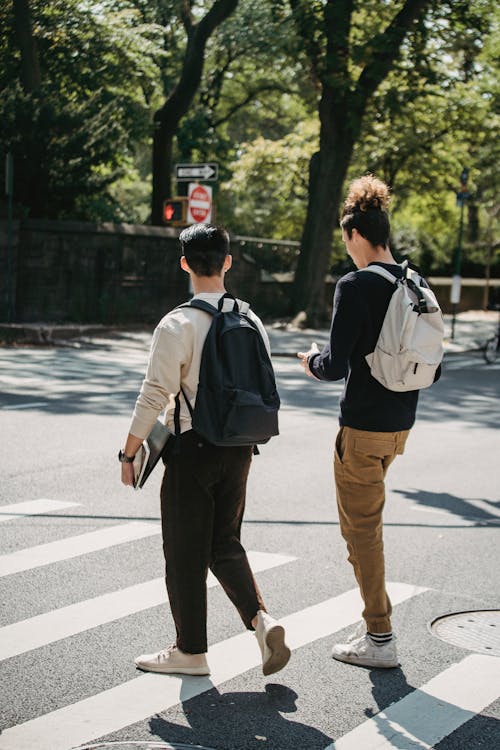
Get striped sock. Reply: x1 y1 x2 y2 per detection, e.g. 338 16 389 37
368 631 393 646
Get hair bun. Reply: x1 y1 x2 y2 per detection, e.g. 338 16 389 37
343 174 391 213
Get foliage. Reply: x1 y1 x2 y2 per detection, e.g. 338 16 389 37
0 0 165 219
1 0 497 281
218 119 317 242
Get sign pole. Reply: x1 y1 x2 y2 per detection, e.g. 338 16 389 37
451 168 470 340
5 152 14 322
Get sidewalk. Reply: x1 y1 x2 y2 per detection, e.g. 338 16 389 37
0 310 497 354
267 310 498 357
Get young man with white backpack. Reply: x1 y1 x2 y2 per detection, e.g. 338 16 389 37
298 175 443 668
120 224 289 677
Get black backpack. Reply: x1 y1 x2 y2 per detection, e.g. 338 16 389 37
175 292 280 446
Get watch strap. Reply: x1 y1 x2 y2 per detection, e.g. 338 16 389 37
118 449 135 463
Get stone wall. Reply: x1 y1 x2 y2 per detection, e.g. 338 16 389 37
0 219 497 323
0 220 279 324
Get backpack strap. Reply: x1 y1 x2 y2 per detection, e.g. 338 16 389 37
177 299 218 316
178 293 242 316
360 264 431 313
358 264 400 284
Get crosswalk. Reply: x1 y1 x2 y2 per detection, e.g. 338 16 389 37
1 497 498 750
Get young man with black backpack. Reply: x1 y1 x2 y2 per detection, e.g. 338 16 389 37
120 224 290 677
298 176 442 669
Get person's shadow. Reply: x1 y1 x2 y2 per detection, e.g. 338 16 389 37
148 681 332 750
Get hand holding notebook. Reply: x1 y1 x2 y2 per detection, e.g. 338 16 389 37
133 420 172 490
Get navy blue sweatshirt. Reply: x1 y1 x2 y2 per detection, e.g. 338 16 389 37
308 262 440 432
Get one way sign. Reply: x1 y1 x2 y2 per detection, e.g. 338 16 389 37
175 163 218 181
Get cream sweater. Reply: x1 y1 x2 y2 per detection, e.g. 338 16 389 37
129 293 271 440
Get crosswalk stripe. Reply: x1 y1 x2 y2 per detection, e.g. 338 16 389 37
0 499 79 523
0 521 160 578
0 550 295 660
325 653 500 749
0 582 427 750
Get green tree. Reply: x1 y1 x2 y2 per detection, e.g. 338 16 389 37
150 0 240 225
352 0 499 278
284 0 437 322
1 0 164 219
280 0 494 323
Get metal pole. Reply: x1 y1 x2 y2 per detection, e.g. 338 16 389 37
450 199 464 340
5 152 14 323
450 168 469 341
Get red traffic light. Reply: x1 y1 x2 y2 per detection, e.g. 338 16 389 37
162 198 188 226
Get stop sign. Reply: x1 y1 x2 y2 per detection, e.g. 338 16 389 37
187 183 212 224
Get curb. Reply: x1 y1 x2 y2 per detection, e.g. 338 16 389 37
0 324 135 346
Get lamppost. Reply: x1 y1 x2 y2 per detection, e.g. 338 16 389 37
451 167 471 340
5 152 14 322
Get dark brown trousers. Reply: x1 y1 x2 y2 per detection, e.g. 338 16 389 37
160 429 265 654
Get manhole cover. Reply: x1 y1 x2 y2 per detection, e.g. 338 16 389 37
73 743 218 750
430 610 500 656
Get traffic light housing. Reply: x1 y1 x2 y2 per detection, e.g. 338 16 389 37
163 197 188 226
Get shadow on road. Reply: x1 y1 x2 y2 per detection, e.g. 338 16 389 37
1 344 498 431
393 488 500 525
368 668 500 749
148 682 332 750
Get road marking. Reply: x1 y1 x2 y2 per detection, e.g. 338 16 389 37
0 521 160 578
0 499 79 523
1 402 47 410
325 653 500 749
0 582 427 750
0 550 295 660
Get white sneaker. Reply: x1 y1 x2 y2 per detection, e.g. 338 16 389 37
332 632 398 668
255 611 291 676
134 644 210 675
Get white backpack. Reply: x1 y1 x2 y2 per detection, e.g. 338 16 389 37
359 263 444 392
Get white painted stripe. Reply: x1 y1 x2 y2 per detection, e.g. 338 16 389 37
2 402 47 410
325 654 500 750
0 499 79 524
0 521 160 578
190 198 210 209
0 550 295 660
0 582 427 750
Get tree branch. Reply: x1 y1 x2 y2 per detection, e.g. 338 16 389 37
323 0 354 90
13 0 42 92
155 0 239 128
211 84 291 128
356 0 432 105
289 0 323 83
198 0 239 43
179 1 194 36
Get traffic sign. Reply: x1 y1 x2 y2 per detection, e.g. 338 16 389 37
175 163 218 181
187 183 212 224
162 197 188 226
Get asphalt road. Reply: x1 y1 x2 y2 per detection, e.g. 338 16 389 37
0 334 499 750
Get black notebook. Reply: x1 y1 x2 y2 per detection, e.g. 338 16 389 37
133 420 172 490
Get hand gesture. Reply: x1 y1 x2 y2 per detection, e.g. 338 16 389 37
297 342 320 377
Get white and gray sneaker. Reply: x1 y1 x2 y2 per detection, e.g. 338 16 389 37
331 632 398 668
255 610 291 676
134 644 210 675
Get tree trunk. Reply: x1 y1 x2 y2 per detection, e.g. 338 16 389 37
290 0 432 323
12 0 49 218
152 119 175 224
292 91 357 325
151 0 239 225
12 0 41 93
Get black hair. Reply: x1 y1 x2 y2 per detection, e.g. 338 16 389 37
179 224 230 277
340 175 391 248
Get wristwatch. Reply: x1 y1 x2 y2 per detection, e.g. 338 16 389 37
118 449 135 463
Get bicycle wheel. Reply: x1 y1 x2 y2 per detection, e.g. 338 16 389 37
484 335 499 364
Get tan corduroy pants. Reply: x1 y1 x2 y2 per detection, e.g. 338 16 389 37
334 425 410 634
